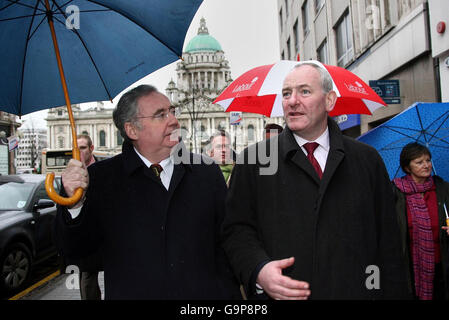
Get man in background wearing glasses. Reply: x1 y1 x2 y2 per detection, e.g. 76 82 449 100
54 85 239 300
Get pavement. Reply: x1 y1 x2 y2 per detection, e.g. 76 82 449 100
17 271 104 300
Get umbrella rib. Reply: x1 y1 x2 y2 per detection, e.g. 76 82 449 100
27 14 47 40
49 0 113 101
17 0 41 116
422 111 449 144
383 126 425 141
2 0 46 13
87 0 182 58
415 105 429 144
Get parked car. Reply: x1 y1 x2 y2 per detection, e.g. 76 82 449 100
0 174 61 294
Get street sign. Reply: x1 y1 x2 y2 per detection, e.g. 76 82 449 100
8 136 19 151
230 112 242 125
369 80 401 104
334 114 360 131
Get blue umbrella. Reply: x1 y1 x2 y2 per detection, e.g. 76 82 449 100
0 0 202 205
358 102 449 225
0 0 202 116
358 102 449 181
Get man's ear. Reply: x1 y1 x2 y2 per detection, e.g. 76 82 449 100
124 122 138 140
325 90 337 113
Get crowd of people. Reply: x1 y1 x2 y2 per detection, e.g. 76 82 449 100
54 62 449 300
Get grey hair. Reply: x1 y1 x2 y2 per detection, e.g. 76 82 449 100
293 62 334 94
113 84 159 141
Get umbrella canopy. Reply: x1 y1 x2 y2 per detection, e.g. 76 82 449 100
0 0 203 116
213 60 386 117
358 102 449 182
0 0 202 205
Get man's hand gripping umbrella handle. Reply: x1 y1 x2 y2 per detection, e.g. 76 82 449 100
45 146 84 207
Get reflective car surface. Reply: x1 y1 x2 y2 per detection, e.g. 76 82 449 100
0 174 61 294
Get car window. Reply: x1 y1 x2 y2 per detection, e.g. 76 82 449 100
35 180 60 200
0 182 34 210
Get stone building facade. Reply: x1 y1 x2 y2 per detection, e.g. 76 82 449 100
166 18 284 154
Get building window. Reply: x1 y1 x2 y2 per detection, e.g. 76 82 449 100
302 0 310 36
315 0 325 13
58 136 64 149
284 0 289 17
99 130 106 147
287 37 291 60
82 130 88 136
317 39 328 64
116 131 123 146
293 19 300 53
335 11 354 67
279 8 283 32
247 125 255 142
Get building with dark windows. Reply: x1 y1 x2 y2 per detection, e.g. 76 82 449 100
278 0 448 136
46 101 122 154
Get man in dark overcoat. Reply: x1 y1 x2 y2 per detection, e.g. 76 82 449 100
221 62 410 300
54 85 238 299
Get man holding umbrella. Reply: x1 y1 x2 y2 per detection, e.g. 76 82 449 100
222 62 410 299
54 85 238 299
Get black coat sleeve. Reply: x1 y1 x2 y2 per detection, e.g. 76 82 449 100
221 152 271 296
53 167 102 261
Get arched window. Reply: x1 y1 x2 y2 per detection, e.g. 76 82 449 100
99 130 106 147
248 125 255 142
58 136 64 148
82 130 88 136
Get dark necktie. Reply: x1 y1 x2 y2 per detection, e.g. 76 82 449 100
303 142 323 179
150 163 163 179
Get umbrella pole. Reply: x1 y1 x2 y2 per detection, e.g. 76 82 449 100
44 0 83 206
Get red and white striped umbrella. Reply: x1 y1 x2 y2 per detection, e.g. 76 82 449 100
213 60 387 118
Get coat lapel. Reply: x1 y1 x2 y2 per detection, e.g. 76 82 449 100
317 119 345 206
280 118 346 188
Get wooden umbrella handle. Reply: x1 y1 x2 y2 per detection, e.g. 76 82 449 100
45 172 84 206
44 0 84 206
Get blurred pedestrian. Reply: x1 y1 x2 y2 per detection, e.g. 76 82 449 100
263 123 283 140
75 134 102 300
207 130 235 185
222 62 410 300
393 142 449 300
54 85 238 299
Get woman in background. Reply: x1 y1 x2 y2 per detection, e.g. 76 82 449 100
393 142 449 300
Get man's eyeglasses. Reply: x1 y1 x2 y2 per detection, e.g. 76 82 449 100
136 106 180 121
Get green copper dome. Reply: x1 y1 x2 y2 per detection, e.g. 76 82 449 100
184 17 222 53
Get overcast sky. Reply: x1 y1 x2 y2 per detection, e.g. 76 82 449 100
21 0 280 129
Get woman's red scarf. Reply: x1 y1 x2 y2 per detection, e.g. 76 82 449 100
394 175 436 300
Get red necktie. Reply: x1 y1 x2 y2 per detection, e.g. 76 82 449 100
303 142 322 179
150 163 163 179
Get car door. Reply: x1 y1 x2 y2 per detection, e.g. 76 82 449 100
32 178 60 258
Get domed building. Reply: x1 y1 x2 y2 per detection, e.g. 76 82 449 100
166 18 283 154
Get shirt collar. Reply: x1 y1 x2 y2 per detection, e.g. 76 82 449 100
133 146 172 170
293 127 330 152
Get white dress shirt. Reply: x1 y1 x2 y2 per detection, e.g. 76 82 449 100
133 147 174 191
68 148 174 219
293 127 330 173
